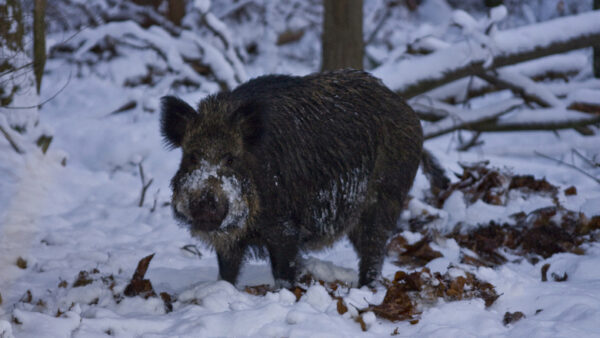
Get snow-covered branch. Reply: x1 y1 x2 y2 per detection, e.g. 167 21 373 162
374 10 600 98
472 108 600 132
478 69 561 108
194 1 247 86
423 98 523 139
425 54 588 103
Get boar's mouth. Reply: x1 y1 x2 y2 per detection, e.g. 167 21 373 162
172 194 229 232
190 194 229 231
172 166 250 233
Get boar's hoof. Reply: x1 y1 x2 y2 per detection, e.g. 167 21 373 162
274 279 293 290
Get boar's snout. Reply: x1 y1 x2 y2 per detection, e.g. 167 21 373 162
189 190 229 231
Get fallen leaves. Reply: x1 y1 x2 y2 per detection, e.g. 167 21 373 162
450 206 593 267
73 270 95 288
434 161 559 208
16 257 27 269
124 254 156 299
387 236 442 268
541 263 551 282
564 186 577 196
503 311 525 325
371 268 498 322
436 161 510 207
244 284 273 297
122 254 175 313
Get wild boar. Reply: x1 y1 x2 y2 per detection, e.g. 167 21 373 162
161 69 440 287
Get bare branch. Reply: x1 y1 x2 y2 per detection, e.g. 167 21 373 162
478 69 561 108
572 149 600 168
150 189 160 213
457 131 483 152
4 70 72 109
535 151 600 185
423 98 523 139
0 125 25 154
472 111 600 133
138 162 154 208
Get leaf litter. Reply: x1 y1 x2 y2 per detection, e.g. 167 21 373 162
11 161 600 331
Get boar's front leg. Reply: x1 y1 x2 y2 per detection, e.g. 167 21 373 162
216 244 247 285
266 237 300 289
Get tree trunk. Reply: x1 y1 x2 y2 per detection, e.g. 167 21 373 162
321 0 363 71
168 0 186 26
594 0 600 78
34 0 47 94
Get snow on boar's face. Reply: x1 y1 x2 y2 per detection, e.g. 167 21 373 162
160 96 261 233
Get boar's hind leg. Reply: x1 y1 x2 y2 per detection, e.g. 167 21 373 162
267 239 300 289
217 244 247 285
349 200 400 287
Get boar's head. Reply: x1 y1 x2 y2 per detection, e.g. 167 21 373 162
160 95 262 233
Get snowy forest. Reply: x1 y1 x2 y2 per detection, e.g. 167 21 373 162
1 0 600 336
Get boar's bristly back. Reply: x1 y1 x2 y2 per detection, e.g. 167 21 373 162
160 96 197 149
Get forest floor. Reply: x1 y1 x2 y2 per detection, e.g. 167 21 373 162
2 1 600 337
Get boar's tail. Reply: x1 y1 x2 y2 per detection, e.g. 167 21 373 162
421 149 450 194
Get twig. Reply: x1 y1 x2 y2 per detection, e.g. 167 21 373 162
365 6 392 46
138 162 154 207
472 114 600 132
572 149 600 168
0 125 25 154
457 131 483 151
0 61 34 78
181 244 202 258
150 189 160 213
534 151 600 185
3 70 72 109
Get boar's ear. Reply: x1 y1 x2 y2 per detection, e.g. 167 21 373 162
160 96 197 149
230 101 264 147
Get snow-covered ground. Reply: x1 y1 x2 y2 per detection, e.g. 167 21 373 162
2 1 600 337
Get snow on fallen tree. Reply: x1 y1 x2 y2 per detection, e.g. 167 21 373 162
472 107 600 133
478 68 562 108
422 98 523 139
419 96 600 139
373 10 600 99
424 53 589 104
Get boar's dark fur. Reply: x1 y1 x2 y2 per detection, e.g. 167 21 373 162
161 69 433 287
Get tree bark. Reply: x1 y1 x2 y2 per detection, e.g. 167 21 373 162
594 0 600 78
168 0 186 26
34 0 47 94
321 0 364 71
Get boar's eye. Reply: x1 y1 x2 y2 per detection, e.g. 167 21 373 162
182 152 202 166
222 153 235 166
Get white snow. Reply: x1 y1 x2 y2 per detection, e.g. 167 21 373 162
374 10 600 95
1 1 600 337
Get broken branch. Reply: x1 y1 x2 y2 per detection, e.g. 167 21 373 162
138 162 154 207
